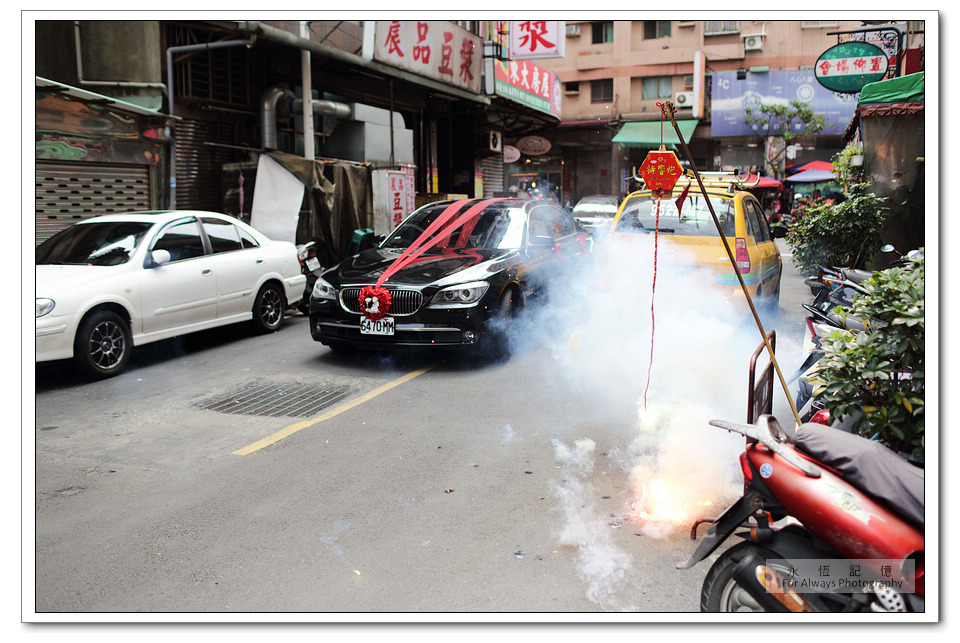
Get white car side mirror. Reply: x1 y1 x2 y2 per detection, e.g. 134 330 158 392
150 249 172 267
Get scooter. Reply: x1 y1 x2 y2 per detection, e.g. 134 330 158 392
678 415 924 613
295 241 324 314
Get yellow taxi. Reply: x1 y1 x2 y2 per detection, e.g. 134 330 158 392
608 171 783 309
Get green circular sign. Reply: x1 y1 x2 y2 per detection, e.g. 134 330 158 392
815 42 889 93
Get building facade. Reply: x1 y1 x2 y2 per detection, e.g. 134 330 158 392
522 19 923 204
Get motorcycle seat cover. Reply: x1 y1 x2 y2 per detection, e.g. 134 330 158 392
794 423 924 528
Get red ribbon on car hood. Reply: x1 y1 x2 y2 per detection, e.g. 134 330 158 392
374 198 504 289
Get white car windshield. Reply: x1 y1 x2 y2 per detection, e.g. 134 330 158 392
36 222 153 266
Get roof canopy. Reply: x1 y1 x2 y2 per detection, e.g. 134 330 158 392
859 72 924 106
612 119 699 147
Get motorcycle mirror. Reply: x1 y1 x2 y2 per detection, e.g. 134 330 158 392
881 244 896 253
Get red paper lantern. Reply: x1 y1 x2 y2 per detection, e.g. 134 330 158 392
639 147 684 197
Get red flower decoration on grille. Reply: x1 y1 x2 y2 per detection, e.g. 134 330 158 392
358 285 392 321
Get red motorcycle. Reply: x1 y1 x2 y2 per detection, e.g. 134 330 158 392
679 415 924 613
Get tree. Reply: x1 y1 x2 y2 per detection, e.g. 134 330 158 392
742 100 828 179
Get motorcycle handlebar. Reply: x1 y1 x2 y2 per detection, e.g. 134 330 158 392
709 416 822 478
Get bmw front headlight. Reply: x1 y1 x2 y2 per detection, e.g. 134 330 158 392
427 281 489 308
311 276 337 300
36 298 55 318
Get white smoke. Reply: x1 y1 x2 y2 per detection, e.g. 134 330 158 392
550 438 637 611
527 230 773 608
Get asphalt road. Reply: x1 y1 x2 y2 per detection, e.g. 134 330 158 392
30 239 812 618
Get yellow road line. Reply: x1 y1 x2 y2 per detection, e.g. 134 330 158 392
232 364 437 456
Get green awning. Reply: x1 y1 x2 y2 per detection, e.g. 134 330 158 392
859 72 924 105
612 119 699 147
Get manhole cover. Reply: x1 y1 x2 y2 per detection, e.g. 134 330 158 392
196 381 354 418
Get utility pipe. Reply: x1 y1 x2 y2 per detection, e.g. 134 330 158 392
165 36 257 209
300 21 315 161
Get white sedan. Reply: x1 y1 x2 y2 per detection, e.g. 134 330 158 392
36 210 306 379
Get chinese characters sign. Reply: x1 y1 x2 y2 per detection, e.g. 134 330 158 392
372 21 482 94
815 42 890 94
639 149 683 195
493 58 562 119
388 167 416 228
508 20 564 59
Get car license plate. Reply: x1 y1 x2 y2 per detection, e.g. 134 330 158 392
360 316 395 336
305 257 321 271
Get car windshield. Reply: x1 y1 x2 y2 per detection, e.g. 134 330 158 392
381 201 528 251
573 197 619 216
36 221 153 266
614 193 736 236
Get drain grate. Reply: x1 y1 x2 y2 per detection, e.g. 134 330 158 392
196 381 354 418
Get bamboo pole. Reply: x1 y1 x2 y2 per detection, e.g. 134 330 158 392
662 101 803 427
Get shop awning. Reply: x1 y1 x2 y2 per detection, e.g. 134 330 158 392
745 173 782 188
612 119 699 147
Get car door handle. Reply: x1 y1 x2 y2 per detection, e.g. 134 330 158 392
202 268 213 275
256 258 264 264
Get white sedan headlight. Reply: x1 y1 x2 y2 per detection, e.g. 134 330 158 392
36 298 55 318
427 281 489 308
311 276 337 300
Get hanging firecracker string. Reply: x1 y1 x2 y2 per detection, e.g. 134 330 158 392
641 102 673 410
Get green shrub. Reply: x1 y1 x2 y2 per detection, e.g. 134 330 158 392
809 254 924 459
786 187 889 275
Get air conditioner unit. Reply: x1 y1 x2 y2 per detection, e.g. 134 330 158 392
489 130 502 153
565 23 581 37
674 92 695 107
744 34 765 51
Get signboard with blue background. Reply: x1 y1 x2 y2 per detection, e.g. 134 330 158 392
711 70 857 137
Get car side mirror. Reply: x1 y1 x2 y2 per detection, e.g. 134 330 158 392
149 248 171 267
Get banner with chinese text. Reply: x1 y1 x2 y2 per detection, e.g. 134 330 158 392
493 59 562 119
372 21 483 94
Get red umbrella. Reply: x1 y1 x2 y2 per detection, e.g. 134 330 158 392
795 160 834 173
745 173 782 188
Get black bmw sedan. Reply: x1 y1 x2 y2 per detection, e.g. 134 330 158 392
308 198 589 356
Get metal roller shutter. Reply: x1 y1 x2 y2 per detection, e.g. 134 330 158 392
35 162 152 246
481 155 504 198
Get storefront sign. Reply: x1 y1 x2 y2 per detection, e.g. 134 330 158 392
371 21 483 94
502 145 521 163
493 59 562 119
711 69 857 137
508 20 565 59
815 42 890 93
516 136 552 156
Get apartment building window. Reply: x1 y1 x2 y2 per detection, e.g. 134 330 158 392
704 21 740 36
591 78 614 103
564 81 580 95
591 21 613 44
643 21 671 39
642 76 672 100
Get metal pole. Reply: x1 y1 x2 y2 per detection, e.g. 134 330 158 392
662 101 803 427
300 21 315 161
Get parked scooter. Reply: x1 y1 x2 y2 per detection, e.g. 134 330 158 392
295 241 324 314
679 415 924 613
